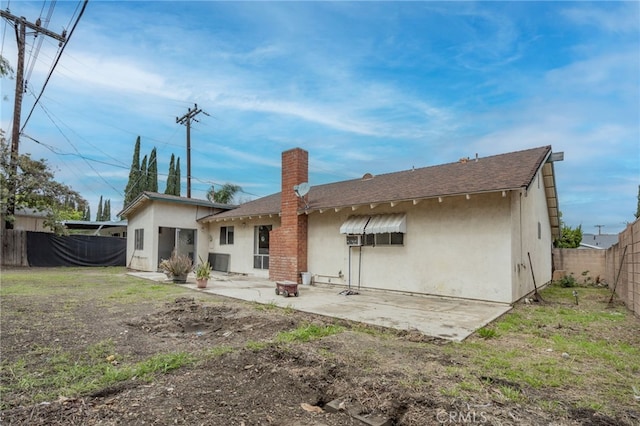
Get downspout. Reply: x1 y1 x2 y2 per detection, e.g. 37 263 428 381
358 245 363 291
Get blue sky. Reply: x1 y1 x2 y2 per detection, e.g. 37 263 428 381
1 1 638 234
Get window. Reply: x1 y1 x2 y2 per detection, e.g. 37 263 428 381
253 225 271 269
341 214 405 247
134 228 144 250
364 232 404 246
220 226 234 245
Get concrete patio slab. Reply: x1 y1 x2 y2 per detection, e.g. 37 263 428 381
128 271 511 342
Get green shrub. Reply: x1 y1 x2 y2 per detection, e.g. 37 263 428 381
558 275 577 288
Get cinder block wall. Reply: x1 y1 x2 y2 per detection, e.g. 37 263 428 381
269 148 308 283
606 220 639 317
552 248 606 284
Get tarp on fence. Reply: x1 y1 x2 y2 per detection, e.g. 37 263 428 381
27 232 126 267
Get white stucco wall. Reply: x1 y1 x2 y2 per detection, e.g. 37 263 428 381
14 216 49 232
510 170 553 301
307 193 514 303
199 182 553 304
206 218 280 278
127 205 154 271
126 201 214 272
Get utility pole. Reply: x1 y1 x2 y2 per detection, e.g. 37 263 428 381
0 9 66 229
594 225 604 235
176 103 208 198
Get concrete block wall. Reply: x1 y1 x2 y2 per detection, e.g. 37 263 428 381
606 220 639 317
552 248 606 284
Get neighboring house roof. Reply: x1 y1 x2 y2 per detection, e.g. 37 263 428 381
201 146 558 232
14 207 48 218
581 233 618 250
62 220 128 230
579 243 603 250
118 191 235 218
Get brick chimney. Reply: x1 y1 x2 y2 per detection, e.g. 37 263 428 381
269 148 308 283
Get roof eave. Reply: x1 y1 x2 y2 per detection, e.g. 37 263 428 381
300 187 524 215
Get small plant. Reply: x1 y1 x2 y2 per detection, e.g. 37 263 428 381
558 274 577 288
477 327 498 339
159 251 193 282
195 256 212 280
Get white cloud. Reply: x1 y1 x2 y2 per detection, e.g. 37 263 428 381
561 4 640 34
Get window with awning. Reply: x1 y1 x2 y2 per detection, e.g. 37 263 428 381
340 214 406 246
340 214 406 234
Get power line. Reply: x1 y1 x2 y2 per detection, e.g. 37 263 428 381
20 0 88 133
1 6 68 229
33 100 123 196
22 133 128 169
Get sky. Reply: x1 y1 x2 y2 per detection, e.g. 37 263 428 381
1 1 638 234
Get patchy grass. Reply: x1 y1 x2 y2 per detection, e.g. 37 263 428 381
1 268 638 424
0 339 194 407
275 323 345 343
455 283 640 415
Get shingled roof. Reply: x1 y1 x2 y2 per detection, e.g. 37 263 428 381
119 191 234 218
200 146 553 222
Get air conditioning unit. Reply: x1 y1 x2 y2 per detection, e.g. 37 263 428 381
346 234 363 246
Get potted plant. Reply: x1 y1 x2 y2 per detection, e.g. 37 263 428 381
195 256 212 288
159 251 193 283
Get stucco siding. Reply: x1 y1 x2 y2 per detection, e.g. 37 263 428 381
207 218 280 278
510 170 553 301
13 216 49 232
127 205 155 271
126 201 215 272
308 193 513 303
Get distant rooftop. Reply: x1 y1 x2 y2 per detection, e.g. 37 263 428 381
581 233 618 250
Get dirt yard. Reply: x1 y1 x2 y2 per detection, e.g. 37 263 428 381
1 267 639 425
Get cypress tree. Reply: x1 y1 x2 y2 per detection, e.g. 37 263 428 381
165 154 175 195
123 136 141 207
148 148 158 192
96 196 103 221
175 157 181 196
104 200 111 221
84 205 91 221
140 155 148 195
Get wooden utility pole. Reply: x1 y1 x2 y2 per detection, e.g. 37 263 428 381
0 9 66 228
594 225 604 235
176 103 207 198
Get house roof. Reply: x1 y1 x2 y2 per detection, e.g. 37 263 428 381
201 146 558 230
62 219 127 230
581 233 618 250
118 191 235 218
15 207 48 217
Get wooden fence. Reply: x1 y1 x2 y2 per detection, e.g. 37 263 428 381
1 229 29 267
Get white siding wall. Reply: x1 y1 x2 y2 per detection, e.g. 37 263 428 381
510 170 553 301
308 193 514 303
207 218 280 278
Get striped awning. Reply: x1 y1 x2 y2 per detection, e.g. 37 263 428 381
366 214 406 233
339 215 370 234
340 214 406 234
